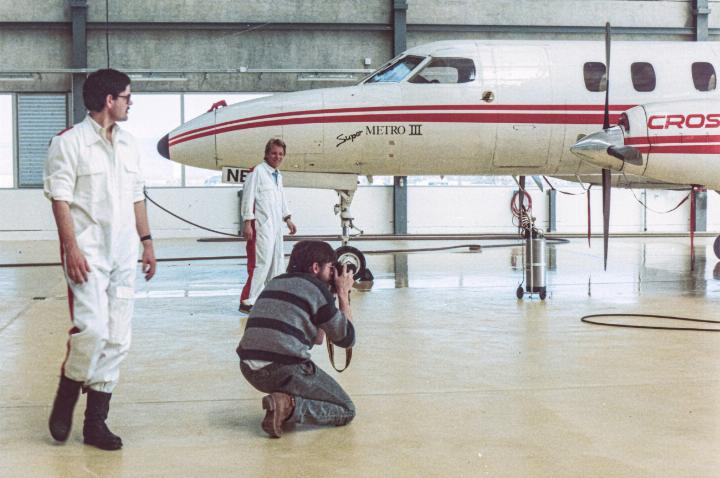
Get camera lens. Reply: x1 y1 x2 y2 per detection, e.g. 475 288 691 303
336 261 357 274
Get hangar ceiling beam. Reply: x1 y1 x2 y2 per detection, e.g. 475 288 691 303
0 22 392 32
69 0 87 124
408 24 698 36
0 22 712 38
393 0 408 235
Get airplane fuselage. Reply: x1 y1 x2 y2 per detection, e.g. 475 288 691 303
162 40 720 189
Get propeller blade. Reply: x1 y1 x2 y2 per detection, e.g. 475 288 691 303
602 168 611 270
603 22 611 130
607 145 643 165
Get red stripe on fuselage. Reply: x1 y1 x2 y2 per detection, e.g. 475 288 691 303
169 103 637 143
626 134 720 146
628 145 720 154
648 145 720 154
169 111 624 147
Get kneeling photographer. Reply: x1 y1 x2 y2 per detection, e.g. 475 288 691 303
236 240 356 438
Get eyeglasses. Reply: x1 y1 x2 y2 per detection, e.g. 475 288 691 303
116 94 132 102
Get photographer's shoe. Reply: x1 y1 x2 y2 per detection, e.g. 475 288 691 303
239 302 252 314
261 392 295 438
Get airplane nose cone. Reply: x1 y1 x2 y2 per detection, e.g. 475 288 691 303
570 130 612 159
157 133 170 159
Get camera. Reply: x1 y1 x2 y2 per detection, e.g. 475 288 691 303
329 261 357 293
335 261 357 275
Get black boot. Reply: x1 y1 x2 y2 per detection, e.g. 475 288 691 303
83 390 123 450
49 375 82 442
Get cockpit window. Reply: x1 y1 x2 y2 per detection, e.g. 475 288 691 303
583 62 607 92
365 55 425 83
408 58 476 84
692 62 716 91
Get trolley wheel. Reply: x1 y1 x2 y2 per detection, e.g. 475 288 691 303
516 286 524 299
335 246 367 281
714 235 720 260
539 287 547 300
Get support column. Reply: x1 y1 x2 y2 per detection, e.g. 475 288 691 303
695 188 707 232
547 189 556 232
392 0 408 234
694 0 710 41
69 0 88 124
693 3 709 231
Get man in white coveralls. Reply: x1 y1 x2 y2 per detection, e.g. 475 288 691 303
44 68 157 451
239 138 297 313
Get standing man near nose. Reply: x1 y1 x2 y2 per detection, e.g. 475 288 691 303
239 138 298 313
44 68 157 450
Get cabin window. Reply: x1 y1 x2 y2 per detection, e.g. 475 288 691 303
408 58 476 84
365 55 425 83
583 62 606 92
631 62 656 92
692 62 716 91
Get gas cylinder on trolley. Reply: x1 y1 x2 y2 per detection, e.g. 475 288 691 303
516 217 547 300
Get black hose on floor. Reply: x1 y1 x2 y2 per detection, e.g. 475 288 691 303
581 313 720 332
0 239 569 268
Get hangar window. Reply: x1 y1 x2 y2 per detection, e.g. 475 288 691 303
365 55 425 83
408 58 476 84
691 62 716 91
631 62 656 92
123 94 182 187
583 62 607 92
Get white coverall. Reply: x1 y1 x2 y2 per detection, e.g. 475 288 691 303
44 116 144 393
240 161 291 305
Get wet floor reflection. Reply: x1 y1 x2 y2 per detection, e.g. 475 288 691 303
355 238 720 300
3 238 718 302
393 253 408 289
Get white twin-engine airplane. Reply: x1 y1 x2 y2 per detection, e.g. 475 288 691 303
158 37 720 273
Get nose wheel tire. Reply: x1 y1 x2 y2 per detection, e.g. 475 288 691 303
335 246 371 281
714 235 720 260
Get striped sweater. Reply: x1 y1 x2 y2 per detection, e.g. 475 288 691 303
237 272 355 364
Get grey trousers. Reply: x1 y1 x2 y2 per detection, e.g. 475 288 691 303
240 360 355 427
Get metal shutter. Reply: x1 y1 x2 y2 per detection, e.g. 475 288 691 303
17 95 68 188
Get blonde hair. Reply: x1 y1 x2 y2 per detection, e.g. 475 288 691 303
264 138 286 156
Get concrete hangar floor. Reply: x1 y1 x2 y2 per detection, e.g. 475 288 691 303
1 235 719 477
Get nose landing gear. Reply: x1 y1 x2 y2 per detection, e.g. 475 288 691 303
334 189 373 282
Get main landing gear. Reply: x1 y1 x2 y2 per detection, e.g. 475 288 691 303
334 189 373 282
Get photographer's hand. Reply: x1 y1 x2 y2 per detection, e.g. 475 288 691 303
334 264 354 322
